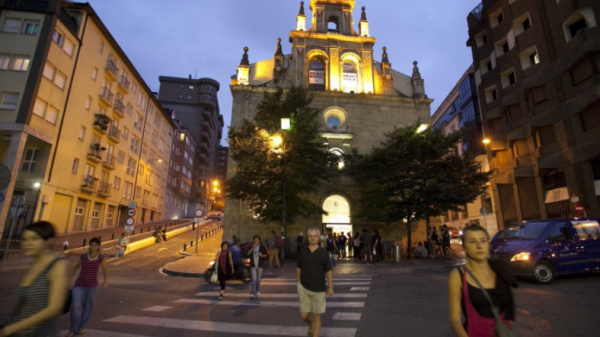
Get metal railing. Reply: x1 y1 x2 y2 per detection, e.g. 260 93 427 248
99 87 114 104
108 125 120 141
98 181 112 195
118 75 130 91
82 175 98 190
103 154 116 167
105 59 119 78
113 97 125 114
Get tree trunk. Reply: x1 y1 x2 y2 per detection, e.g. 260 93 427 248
407 220 412 259
426 216 432 258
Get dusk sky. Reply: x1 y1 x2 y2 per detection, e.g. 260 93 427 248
86 0 482 145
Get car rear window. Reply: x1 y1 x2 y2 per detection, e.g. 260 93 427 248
572 221 600 240
496 222 549 240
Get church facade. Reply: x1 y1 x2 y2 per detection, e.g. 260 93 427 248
224 0 434 254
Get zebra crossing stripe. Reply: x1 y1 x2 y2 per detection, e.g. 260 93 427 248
260 281 371 285
142 306 172 312
196 292 367 298
351 287 370 291
104 315 357 337
333 312 362 321
173 298 365 308
60 329 149 337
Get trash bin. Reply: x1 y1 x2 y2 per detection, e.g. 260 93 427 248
394 244 401 262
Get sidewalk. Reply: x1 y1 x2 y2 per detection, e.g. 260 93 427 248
162 244 466 278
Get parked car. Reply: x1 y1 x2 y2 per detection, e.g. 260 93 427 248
489 218 600 284
448 226 461 243
207 213 223 221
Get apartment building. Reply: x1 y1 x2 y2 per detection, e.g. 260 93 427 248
0 0 176 236
165 117 196 219
467 0 600 228
431 66 499 235
158 76 224 216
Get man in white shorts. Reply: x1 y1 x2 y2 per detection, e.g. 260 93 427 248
297 228 333 337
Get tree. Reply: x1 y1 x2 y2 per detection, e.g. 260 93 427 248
345 121 490 258
227 86 339 225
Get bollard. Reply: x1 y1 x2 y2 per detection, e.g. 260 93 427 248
141 228 143 233
190 241 193 247
99 236 102 243
394 244 401 262
183 244 187 251
82 239 86 247
132 230 135 235
111 233 114 240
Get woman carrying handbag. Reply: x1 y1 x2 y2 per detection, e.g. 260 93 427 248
448 225 519 337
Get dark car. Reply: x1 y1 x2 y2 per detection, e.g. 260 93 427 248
206 213 223 221
490 218 600 284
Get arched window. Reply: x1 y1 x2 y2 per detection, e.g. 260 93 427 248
328 16 339 33
308 58 326 91
329 148 345 170
342 61 358 93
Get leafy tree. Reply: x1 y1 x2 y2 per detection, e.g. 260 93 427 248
227 86 339 226
345 121 490 257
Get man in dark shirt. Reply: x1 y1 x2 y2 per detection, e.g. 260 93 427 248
297 228 333 337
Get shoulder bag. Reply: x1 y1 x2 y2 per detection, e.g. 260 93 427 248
211 252 220 284
464 267 520 337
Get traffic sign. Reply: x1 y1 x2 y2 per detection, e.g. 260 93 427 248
195 209 203 217
574 203 585 214
194 217 203 223
128 202 137 209
126 218 135 226
127 209 136 217
124 225 134 233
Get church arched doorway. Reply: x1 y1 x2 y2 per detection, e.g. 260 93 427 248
322 194 352 239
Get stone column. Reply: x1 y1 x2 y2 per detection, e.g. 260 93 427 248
0 131 29 237
361 50 374 94
329 48 340 91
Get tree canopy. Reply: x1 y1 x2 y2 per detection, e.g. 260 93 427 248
226 86 339 223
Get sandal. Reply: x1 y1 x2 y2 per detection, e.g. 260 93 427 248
66 333 75 337
77 329 86 335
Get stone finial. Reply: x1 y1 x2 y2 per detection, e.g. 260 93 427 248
299 1 305 15
412 61 422 80
240 47 250 66
361 6 367 21
382 47 389 64
275 38 283 56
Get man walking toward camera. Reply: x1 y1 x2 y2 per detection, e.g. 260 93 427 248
297 228 333 337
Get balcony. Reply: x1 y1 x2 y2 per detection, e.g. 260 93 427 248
105 59 119 81
467 0 499 30
199 131 210 142
198 152 209 164
98 181 112 198
118 75 130 93
93 119 109 134
81 175 98 193
199 142 210 155
102 154 116 170
113 96 125 118
107 125 120 143
87 143 105 163
99 87 114 107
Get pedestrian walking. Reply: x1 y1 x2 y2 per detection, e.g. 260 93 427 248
373 229 382 264
215 241 234 300
117 232 128 257
339 232 347 258
296 232 305 256
1 222 68 337
362 228 373 264
246 235 269 299
442 224 451 258
268 230 281 268
346 232 353 258
431 226 441 259
334 233 342 258
448 225 518 337
67 237 108 337
63 240 69 251
353 232 362 261
297 228 334 337
153 227 163 243
325 234 337 267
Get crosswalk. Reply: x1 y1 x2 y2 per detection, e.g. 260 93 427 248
71 274 374 337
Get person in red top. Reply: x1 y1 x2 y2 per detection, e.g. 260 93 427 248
67 237 108 337
216 241 234 300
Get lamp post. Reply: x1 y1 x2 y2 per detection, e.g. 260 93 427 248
272 118 290 264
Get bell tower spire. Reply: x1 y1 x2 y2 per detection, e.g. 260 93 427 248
237 47 250 86
359 6 369 37
296 1 307 31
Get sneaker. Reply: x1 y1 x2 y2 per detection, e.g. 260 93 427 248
218 295 223 300
250 294 255 299
257 292 261 295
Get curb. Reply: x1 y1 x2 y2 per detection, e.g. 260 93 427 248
175 225 223 257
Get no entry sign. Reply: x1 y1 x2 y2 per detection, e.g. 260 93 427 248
574 203 585 214
127 208 136 217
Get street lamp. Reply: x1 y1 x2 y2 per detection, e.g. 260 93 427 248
482 138 491 145
416 124 429 134
32 182 41 222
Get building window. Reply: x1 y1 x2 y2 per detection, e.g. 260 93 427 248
495 39 511 57
496 150 510 165
127 158 136 177
189 86 194 89
327 16 339 33
570 57 597 86
563 8 597 42
11 55 30 71
187 95 192 99
45 105 58 124
501 69 516 88
342 61 358 93
43 62 56 80
79 126 86 141
63 38 75 57
20 149 39 172
0 92 19 110
113 176 121 190
130 136 139 154
535 126 556 146
0 54 10 70
178 95 183 99
85 96 92 110
72 158 79 173
92 67 98 80
513 139 530 158
528 86 547 109
491 117 504 133
33 98 46 117
52 29 64 46
581 101 600 131
2 18 20 33
54 71 67 89
490 9 504 28
480 58 493 74
519 46 540 70
117 150 125 164
484 87 497 103
122 127 129 140
513 14 532 36
308 58 326 91
99 41 104 54
507 104 523 122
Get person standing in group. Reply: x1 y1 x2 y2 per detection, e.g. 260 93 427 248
215 241 234 300
67 237 108 337
362 229 373 265
246 235 269 299
334 233 342 258
346 232 353 258
339 232 347 258
1 222 68 337
268 230 281 269
325 233 337 267
431 226 441 259
297 228 334 337
296 232 305 256
117 232 128 257
373 229 382 264
448 225 517 337
353 232 362 262
442 225 451 258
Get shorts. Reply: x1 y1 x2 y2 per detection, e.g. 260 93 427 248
297 282 326 314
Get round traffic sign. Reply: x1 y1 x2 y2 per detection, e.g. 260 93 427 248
574 203 585 214
126 218 135 226
127 209 136 217
125 225 134 233
195 209 203 217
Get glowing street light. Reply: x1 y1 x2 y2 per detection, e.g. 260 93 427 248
271 134 283 149
416 124 429 134
33 182 41 189
281 118 291 130
482 138 491 145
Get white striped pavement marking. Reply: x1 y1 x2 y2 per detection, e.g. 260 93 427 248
332 312 362 321
104 315 357 337
142 306 172 312
196 292 367 298
173 298 365 308
260 281 371 285
351 287 370 291
60 329 149 337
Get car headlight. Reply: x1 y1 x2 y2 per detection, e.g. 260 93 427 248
511 252 531 261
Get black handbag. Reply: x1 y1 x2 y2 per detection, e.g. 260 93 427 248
464 267 520 337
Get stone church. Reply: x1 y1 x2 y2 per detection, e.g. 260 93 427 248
224 0 433 255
